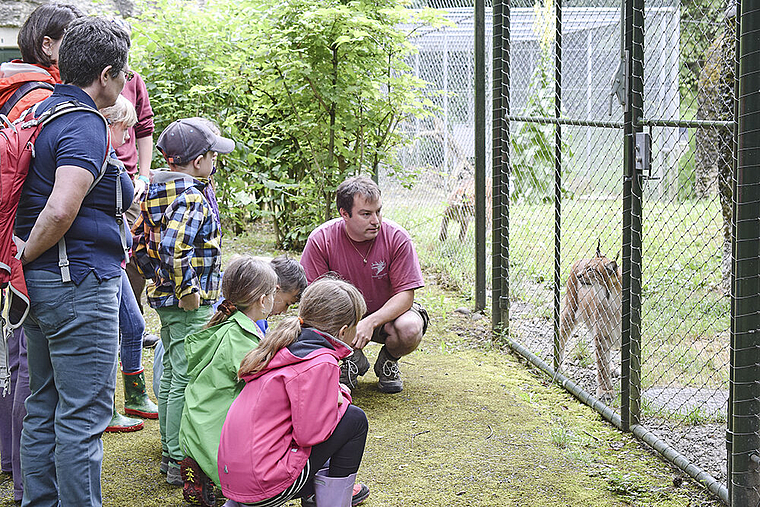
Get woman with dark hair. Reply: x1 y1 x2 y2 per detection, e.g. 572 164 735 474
0 3 83 120
0 4 82 504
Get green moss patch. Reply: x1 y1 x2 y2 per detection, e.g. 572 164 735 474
0 232 722 507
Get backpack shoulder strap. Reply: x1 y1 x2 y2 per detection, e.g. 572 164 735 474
27 100 113 283
0 81 54 117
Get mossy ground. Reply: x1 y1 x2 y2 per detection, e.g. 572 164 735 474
0 230 723 507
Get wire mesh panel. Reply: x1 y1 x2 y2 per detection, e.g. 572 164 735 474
380 1 493 299
637 0 733 487
494 0 739 502
498 0 626 404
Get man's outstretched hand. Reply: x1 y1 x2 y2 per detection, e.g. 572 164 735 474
352 318 375 349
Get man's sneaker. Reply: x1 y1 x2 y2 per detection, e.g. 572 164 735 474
142 332 160 349
339 349 370 390
181 456 216 507
374 346 403 393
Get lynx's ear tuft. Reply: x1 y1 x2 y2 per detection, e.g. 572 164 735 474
596 238 602 258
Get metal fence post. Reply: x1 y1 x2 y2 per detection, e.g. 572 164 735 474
492 0 510 333
552 0 563 373
729 2 760 504
491 0 502 332
621 0 643 432
475 0 486 313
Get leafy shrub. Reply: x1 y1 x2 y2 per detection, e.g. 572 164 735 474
131 0 443 248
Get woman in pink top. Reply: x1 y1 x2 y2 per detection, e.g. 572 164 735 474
218 278 370 507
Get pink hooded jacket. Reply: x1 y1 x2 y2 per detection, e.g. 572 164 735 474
218 327 353 503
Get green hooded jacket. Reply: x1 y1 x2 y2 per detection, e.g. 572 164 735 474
179 310 265 485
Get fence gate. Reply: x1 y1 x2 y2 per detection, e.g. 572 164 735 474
492 0 760 505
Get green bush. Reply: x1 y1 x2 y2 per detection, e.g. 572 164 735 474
131 0 444 248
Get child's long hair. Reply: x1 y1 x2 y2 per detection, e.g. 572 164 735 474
207 256 278 328
238 278 367 378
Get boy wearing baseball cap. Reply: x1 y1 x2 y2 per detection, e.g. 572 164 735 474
131 117 235 485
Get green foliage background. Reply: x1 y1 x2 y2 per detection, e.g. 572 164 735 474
131 0 443 248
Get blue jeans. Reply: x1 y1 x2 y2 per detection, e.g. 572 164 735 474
118 270 144 373
21 270 120 507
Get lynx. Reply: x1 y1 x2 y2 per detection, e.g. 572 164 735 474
439 175 492 242
558 244 622 400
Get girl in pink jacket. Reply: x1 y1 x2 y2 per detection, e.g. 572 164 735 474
218 278 370 507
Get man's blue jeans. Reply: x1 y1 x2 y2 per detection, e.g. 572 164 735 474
21 270 120 507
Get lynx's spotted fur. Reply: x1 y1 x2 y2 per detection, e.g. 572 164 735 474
558 244 622 400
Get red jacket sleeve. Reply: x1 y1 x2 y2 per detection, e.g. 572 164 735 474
285 359 346 447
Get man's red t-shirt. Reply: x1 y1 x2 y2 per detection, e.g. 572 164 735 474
300 218 424 315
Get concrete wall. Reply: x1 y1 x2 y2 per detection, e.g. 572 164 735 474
0 0 136 47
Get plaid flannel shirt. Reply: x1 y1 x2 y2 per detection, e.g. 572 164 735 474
132 171 221 308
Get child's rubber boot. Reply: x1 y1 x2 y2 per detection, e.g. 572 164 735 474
302 482 370 506
123 369 158 419
105 396 144 433
313 470 360 507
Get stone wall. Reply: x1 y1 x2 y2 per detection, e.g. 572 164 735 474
0 0 136 47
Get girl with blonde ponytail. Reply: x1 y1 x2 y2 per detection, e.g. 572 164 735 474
219 278 371 507
176 256 277 506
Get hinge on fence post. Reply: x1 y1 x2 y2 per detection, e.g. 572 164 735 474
608 50 628 116
635 132 655 179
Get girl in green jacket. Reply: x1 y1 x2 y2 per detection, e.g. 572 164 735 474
178 256 278 506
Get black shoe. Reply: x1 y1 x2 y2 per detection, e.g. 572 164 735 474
142 332 160 349
166 459 183 486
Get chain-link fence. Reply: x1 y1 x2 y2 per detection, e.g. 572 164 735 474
378 0 760 505
489 0 755 505
380 1 492 299
636 0 732 492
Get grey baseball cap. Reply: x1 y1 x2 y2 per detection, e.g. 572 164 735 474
156 117 235 165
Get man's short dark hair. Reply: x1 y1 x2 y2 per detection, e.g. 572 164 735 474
335 176 381 216
18 3 84 68
58 17 131 88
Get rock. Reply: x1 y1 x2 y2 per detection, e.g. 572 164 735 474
454 307 472 316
